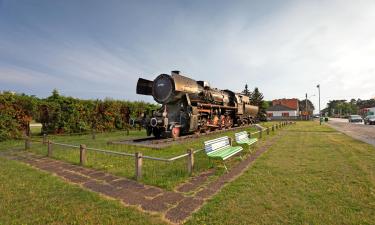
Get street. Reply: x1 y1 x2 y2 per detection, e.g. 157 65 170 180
327 118 375 146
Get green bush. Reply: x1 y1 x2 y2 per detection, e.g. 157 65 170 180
0 90 157 140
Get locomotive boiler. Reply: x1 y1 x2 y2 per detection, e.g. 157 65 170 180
136 70 258 138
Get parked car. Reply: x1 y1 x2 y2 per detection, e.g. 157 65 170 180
348 115 363 123
364 115 375 125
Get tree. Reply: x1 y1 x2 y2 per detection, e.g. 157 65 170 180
250 87 266 121
298 99 315 114
242 84 251 97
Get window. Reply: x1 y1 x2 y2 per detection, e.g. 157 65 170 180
282 112 289 117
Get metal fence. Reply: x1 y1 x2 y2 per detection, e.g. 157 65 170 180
23 121 295 180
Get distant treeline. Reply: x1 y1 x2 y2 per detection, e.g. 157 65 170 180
323 98 375 116
0 90 157 141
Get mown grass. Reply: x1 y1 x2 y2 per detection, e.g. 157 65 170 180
186 121 375 225
0 158 166 225
1 122 278 190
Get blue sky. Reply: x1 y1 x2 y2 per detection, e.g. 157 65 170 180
1 0 375 110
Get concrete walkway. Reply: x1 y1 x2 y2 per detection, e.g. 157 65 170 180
2 132 283 224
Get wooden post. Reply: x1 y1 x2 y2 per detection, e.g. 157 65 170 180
187 148 194 176
266 127 270 135
228 137 232 146
135 152 143 180
91 129 96 140
259 130 262 139
43 134 47 144
25 138 31 150
80 144 87 166
47 140 53 157
272 125 275 132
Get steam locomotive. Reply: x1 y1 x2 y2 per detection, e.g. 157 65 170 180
136 71 259 138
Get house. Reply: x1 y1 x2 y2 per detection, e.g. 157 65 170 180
267 98 299 120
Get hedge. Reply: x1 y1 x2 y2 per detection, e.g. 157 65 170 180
0 90 157 141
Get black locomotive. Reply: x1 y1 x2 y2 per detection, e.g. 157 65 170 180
136 71 259 138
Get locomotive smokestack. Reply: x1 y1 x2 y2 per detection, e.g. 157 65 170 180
171 70 180 74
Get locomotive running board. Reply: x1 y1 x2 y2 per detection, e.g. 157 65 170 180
136 78 153 95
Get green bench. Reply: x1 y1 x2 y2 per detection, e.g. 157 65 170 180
204 136 243 171
235 131 258 150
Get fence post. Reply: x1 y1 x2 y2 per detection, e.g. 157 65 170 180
266 127 270 135
228 137 232 146
25 138 31 150
187 148 194 176
80 144 87 166
91 129 96 140
135 152 143 180
259 130 263 139
47 140 53 157
43 134 47 144
272 125 275 132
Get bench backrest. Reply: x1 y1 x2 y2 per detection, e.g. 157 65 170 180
204 136 230 153
235 131 249 142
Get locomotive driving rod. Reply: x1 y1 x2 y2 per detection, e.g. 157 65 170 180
197 103 237 109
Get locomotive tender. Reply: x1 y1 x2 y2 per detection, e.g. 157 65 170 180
136 70 259 138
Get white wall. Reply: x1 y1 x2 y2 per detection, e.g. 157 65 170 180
267 110 298 117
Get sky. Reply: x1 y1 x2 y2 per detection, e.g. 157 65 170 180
1 0 375 111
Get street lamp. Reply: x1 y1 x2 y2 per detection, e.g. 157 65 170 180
317 84 321 125
304 93 316 120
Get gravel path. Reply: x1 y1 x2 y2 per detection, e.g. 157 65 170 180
327 120 375 147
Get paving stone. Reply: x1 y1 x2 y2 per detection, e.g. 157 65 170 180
61 171 90 184
78 168 99 176
139 187 163 198
83 181 119 197
66 166 89 174
165 206 191 224
40 165 64 174
110 179 145 190
88 171 107 179
173 197 204 213
117 190 148 206
141 199 170 212
194 188 217 199
177 183 197 193
97 174 120 183
152 191 184 205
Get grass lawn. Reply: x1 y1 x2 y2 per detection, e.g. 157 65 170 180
186 121 375 225
0 158 165 225
1 122 278 189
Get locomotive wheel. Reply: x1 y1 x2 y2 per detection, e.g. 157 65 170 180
171 127 180 139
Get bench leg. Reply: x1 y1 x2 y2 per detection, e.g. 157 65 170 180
209 158 215 168
223 162 228 173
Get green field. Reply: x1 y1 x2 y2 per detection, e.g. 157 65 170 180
186 122 375 224
1 121 374 224
1 123 276 189
0 157 165 225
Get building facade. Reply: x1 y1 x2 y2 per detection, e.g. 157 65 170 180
267 98 300 120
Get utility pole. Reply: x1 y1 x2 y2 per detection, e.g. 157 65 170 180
317 84 321 125
305 93 308 120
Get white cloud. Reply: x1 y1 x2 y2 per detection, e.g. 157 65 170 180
1 0 375 109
